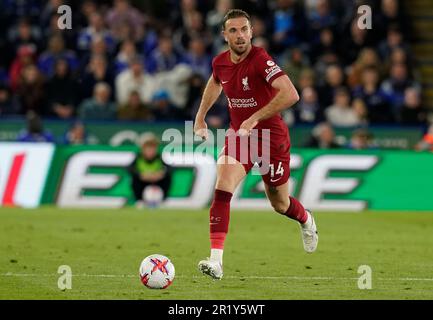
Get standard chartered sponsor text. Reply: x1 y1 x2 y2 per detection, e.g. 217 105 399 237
228 97 258 108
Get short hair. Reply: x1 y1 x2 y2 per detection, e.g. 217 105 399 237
94 82 111 94
335 87 350 97
140 132 160 147
222 9 251 30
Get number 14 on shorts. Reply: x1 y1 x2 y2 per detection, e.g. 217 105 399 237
270 162 284 179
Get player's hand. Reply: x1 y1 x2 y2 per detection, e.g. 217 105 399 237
238 118 258 136
194 119 209 140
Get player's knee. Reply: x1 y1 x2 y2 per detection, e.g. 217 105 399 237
215 178 237 194
271 201 289 214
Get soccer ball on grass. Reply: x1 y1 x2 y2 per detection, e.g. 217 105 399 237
139 254 175 289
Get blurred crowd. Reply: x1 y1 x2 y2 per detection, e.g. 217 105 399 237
0 0 430 141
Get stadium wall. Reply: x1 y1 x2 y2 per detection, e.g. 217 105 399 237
0 142 432 211
0 120 424 149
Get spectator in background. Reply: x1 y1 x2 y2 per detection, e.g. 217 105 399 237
304 122 340 149
347 128 376 150
173 10 212 55
80 54 114 100
184 36 212 79
146 35 183 74
62 121 92 145
207 0 233 52
309 27 337 65
251 15 268 38
297 68 316 91
340 18 371 66
376 0 411 41
250 15 269 44
271 0 308 53
128 133 172 205
16 111 55 142
378 26 409 61
77 12 115 54
353 66 392 123
206 0 233 36
317 64 346 109
37 35 79 77
381 62 421 116
150 89 180 121
114 39 138 75
79 82 116 120
347 47 382 89
158 62 193 110
106 0 145 42
282 48 310 88
75 0 99 28
40 0 65 30
296 86 322 124
325 87 360 127
115 57 155 105
385 47 414 76
140 27 160 59
252 36 270 51
399 87 427 125
312 44 340 83
7 17 41 64
41 10 76 50
184 73 206 118
46 58 79 119
352 98 369 126
307 0 337 44
9 45 36 92
0 84 21 116
118 90 154 121
16 64 46 115
79 35 112 74
172 0 199 31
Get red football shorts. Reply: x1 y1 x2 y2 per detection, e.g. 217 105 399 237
220 132 290 187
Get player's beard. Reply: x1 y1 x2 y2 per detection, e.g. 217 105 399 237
230 40 250 56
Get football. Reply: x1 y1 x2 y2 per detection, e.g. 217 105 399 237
142 185 164 208
139 254 175 289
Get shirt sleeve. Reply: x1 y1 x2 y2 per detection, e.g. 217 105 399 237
255 51 285 84
211 57 220 83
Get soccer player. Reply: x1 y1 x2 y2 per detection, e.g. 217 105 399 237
194 9 318 280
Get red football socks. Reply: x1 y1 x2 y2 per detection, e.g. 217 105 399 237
209 189 232 249
284 196 308 224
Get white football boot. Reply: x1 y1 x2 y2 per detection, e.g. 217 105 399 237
300 210 319 253
198 258 223 280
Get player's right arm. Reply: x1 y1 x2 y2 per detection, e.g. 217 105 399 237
194 75 222 140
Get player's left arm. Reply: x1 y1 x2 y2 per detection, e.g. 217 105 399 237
239 75 299 135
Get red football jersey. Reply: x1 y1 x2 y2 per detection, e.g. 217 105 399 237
212 45 290 145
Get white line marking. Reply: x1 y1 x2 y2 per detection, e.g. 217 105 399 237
1 273 433 282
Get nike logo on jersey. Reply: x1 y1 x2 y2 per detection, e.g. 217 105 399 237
221 80 229 84
270 177 282 183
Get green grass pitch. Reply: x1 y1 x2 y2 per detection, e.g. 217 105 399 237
1 207 433 300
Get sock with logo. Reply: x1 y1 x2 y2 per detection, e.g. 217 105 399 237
209 189 232 264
